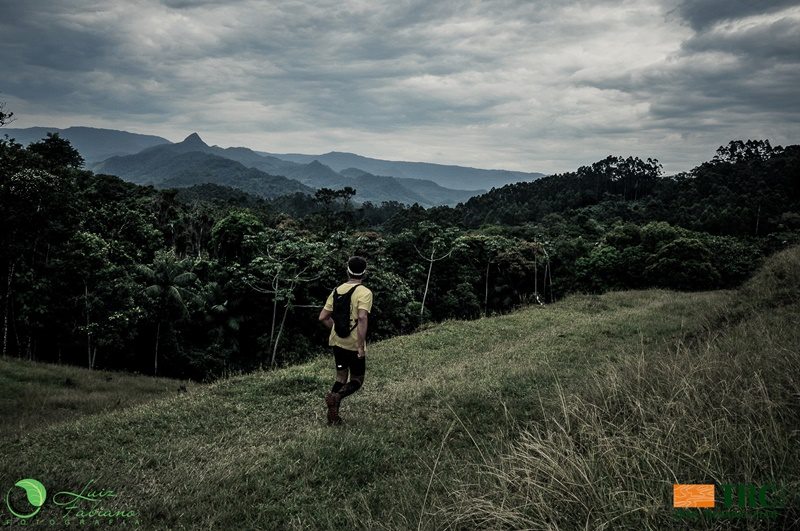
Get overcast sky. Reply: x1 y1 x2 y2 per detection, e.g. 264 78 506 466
1 0 798 174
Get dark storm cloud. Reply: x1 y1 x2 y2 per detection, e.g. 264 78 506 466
671 0 799 30
590 2 800 135
161 0 231 8
683 15 800 61
1 1 120 71
0 0 168 117
1 0 798 173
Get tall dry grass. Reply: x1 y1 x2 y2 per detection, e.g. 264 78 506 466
444 246 800 530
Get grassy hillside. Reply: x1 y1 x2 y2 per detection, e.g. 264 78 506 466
0 359 196 441
447 246 800 529
1 248 798 529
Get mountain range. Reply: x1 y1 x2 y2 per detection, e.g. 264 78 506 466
5 126 545 205
93 133 482 205
262 150 544 190
93 137 313 199
2 126 170 163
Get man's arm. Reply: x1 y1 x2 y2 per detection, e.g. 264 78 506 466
319 308 333 329
356 309 368 358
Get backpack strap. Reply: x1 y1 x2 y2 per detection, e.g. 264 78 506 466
332 285 359 302
347 284 359 331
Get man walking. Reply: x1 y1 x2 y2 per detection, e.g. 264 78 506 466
318 256 373 425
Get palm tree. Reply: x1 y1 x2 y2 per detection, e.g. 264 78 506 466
139 250 197 376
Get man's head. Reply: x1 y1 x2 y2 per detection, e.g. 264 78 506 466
347 256 367 280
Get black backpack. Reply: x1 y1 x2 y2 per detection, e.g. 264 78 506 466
332 284 360 338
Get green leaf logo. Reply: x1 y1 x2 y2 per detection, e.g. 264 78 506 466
5 478 46 519
16 479 46 507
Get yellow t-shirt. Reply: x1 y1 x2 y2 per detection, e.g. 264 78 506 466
324 282 373 351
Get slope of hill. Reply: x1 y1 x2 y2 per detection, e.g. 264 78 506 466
447 246 800 529
268 160 479 206
264 150 545 190
289 162 430 205
458 145 800 231
141 132 302 178
0 358 195 441
339 167 480 205
93 135 313 198
4 247 797 528
285 158 347 184
1 126 170 163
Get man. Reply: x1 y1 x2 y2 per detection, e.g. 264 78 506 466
318 256 373 425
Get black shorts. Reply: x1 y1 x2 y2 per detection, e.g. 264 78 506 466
333 346 365 375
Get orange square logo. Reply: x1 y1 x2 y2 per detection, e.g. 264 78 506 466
673 484 715 508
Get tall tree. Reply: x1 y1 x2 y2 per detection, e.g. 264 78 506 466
139 250 197 375
27 133 84 171
242 229 329 366
411 222 464 319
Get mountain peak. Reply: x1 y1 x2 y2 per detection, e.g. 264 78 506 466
181 132 207 146
340 167 372 178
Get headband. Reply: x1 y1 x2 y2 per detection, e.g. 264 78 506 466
347 265 366 276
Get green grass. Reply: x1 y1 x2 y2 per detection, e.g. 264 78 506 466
0 359 195 442
1 247 798 529
445 246 800 530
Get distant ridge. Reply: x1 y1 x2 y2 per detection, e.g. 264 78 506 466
93 133 313 199
261 150 544 191
1 126 170 163
94 133 482 206
9 125 543 203
5 125 544 191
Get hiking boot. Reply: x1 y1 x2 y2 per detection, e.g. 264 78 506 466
325 392 342 425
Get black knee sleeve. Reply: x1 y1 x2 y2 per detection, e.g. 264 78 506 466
337 379 362 399
331 381 344 394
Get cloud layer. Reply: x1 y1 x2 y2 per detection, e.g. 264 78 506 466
2 0 798 173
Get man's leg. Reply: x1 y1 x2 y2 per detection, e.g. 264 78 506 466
337 352 365 400
331 368 348 393
336 373 363 398
326 348 350 425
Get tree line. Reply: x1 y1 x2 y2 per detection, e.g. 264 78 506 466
1 126 798 380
